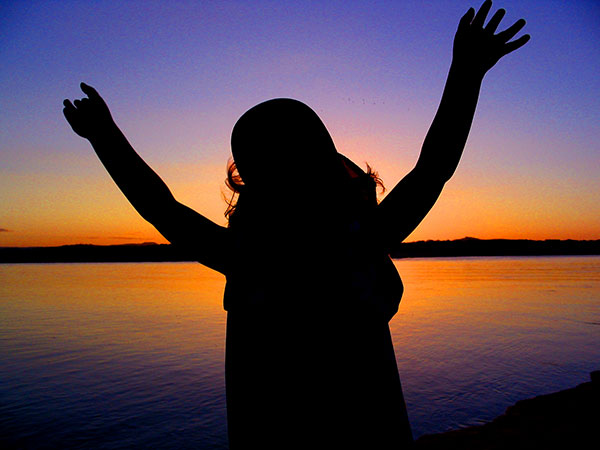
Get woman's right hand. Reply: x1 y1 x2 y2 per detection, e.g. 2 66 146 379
63 83 115 140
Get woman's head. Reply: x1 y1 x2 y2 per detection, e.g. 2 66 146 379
231 98 340 192
226 99 384 227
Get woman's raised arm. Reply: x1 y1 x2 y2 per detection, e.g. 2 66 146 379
63 83 229 274
377 0 529 248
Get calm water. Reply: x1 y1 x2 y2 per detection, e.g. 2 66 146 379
1 256 599 448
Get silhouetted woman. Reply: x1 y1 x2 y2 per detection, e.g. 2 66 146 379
63 2 528 448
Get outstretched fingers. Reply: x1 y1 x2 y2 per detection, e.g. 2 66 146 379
454 2 529 71
458 7 475 30
472 0 492 28
497 18 527 42
502 34 531 56
485 8 505 34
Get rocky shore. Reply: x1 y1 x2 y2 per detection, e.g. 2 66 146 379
415 371 599 449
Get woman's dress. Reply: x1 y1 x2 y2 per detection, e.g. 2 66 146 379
222 220 413 449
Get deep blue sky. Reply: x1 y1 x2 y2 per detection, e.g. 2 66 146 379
1 0 598 245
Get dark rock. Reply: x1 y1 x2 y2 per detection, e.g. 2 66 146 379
415 372 600 449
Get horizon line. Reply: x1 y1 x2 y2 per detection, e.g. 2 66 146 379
2 236 600 250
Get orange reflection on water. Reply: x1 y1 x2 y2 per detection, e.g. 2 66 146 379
390 256 600 365
0 263 228 366
2 257 598 445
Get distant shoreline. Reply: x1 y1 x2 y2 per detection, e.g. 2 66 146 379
389 237 600 259
1 238 599 264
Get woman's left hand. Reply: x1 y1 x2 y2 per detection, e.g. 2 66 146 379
453 0 530 77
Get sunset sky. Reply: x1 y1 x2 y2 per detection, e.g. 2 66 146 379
1 0 598 247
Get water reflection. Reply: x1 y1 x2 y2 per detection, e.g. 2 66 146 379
1 256 599 447
393 256 600 435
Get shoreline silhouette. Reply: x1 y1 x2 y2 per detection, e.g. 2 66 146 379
415 371 600 449
1 238 598 264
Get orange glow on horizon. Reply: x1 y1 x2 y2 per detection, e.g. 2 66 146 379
1 147 598 248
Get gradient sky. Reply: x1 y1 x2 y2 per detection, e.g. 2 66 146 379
1 0 598 247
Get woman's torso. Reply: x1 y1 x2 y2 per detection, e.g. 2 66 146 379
222 224 412 448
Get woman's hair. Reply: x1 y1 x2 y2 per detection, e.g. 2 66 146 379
223 158 385 227
224 159 245 224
